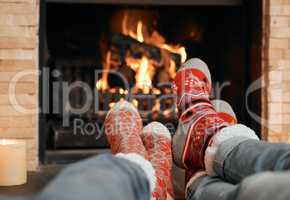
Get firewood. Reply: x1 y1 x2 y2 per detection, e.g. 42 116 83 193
109 33 181 65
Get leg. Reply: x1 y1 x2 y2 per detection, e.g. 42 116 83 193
36 154 151 200
172 58 242 196
205 100 290 183
171 58 290 190
209 129 290 183
172 58 236 170
186 171 290 200
186 173 236 200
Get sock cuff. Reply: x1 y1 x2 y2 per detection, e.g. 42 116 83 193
116 153 156 193
204 124 259 176
141 121 171 139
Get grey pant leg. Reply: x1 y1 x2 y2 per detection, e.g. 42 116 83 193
187 171 290 200
186 176 236 200
35 154 150 200
214 137 290 183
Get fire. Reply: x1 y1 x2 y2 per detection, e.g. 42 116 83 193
98 13 187 95
121 16 187 93
125 56 155 93
136 21 144 43
162 44 187 63
127 21 144 43
122 16 187 63
168 59 177 79
96 51 111 91
135 57 152 94
132 99 139 108
122 14 144 43
119 88 128 95
96 79 108 91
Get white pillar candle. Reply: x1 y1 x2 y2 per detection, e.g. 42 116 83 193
0 139 27 186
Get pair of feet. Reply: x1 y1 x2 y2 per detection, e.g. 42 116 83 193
104 100 174 200
104 58 238 199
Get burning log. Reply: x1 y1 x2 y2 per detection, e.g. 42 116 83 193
109 33 181 66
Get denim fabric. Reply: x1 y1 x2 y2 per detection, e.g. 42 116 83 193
215 138 290 183
0 154 150 200
187 171 290 200
187 175 236 200
187 139 290 200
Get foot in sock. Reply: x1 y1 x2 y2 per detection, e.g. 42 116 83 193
173 58 212 114
104 100 148 159
141 122 174 200
211 99 237 125
184 99 238 183
104 100 157 193
172 58 232 170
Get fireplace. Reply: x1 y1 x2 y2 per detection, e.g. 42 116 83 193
39 0 262 164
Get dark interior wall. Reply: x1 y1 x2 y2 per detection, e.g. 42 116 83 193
247 0 263 137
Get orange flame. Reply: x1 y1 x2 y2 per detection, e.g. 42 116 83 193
136 21 144 43
121 16 187 63
132 99 139 108
168 59 177 79
122 15 144 43
121 17 187 93
96 51 111 91
162 44 187 63
125 56 154 93
98 14 188 95
135 57 152 93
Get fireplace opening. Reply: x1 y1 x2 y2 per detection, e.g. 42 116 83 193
39 1 262 164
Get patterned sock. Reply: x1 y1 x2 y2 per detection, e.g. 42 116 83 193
141 122 173 200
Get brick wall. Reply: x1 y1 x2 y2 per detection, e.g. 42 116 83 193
0 0 39 170
265 0 290 143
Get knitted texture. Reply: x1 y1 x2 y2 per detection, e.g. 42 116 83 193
141 122 173 200
104 100 148 159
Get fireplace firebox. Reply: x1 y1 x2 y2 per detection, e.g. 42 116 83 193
39 0 262 164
